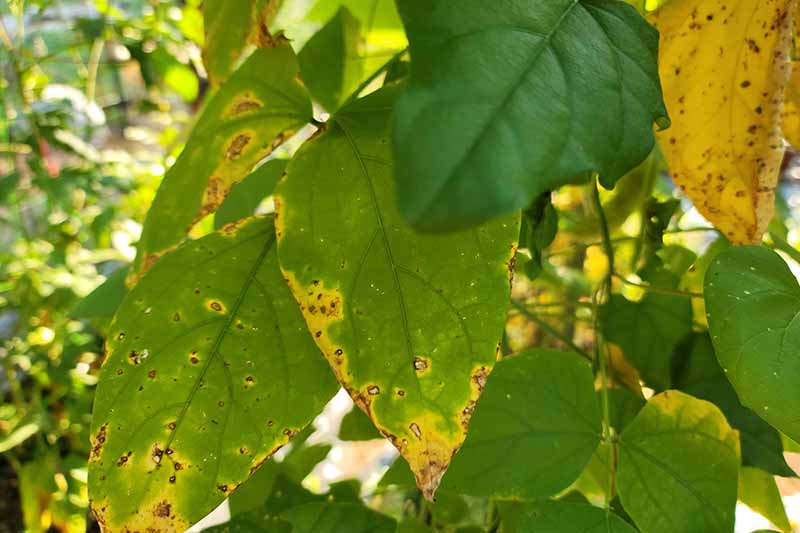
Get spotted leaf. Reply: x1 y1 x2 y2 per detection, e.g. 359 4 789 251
89 217 337 532
650 0 795 243
132 44 312 280
274 86 519 499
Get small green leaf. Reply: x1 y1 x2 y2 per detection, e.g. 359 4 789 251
675 333 794 477
71 266 129 325
618 390 739 533
600 268 692 390
393 0 668 231
275 86 519 498
299 7 363 112
705 245 800 445
397 518 434 533
738 467 791 533
497 500 636 533
441 349 601 499
339 406 383 441
214 159 288 230
133 44 311 279
89 217 337 532
280 502 396 533
202 0 283 87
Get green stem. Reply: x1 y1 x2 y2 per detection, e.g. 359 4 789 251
768 231 800 265
86 38 105 104
546 227 719 258
613 273 703 299
510 300 592 362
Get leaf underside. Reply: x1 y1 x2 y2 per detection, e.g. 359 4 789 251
89 217 337 532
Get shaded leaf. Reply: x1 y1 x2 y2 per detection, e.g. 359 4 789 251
133 45 312 279
280 502 396 533
440 349 601 499
274 86 518 498
203 0 283 87
89 217 337 532
215 159 288 230
299 7 363 112
497 500 636 533
738 467 791 533
618 391 740 533
705 246 800 445
339 406 383 441
71 266 129 325
650 0 794 243
675 333 794 477
393 0 667 231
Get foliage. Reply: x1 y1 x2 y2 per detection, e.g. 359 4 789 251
4 1 800 532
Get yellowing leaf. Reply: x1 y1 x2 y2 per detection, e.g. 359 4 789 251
650 0 795 244
782 64 800 148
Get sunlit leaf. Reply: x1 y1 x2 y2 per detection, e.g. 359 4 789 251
132 45 311 280
89 217 337 532
650 0 794 243
214 159 287 230
498 500 636 533
618 391 739 533
441 349 601 498
738 467 791 533
274 86 519 498
280 502 396 533
393 0 667 231
705 245 800 445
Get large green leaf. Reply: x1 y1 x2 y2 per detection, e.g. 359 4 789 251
498 500 636 533
280 502 396 533
392 0 668 231
89 217 337 532
214 159 288 230
202 0 283 87
675 333 794 477
705 245 800 444
600 268 692 390
618 391 739 533
738 467 791 533
274 86 519 498
132 44 311 279
299 7 363 112
440 349 601 498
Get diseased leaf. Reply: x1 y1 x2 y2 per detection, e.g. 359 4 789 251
650 0 794 244
299 7 363 112
738 467 792 533
618 391 740 533
203 0 284 87
497 500 637 533
89 217 337 532
280 502 396 533
781 65 800 148
393 0 667 231
132 45 311 280
705 245 800 445
600 267 692 390
274 86 518 499
440 349 601 499
214 159 288 230
675 333 794 477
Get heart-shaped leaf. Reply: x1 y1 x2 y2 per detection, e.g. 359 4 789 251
705 245 800 444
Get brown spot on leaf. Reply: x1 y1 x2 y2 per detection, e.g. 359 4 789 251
225 134 251 160
153 500 171 518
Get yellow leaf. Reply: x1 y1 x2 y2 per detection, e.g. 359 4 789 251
782 64 800 148
650 0 795 244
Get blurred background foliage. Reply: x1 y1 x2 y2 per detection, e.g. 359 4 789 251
2 1 800 532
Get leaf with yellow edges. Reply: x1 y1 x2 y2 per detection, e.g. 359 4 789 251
650 0 795 244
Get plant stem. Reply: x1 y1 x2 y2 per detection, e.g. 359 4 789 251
510 300 592 362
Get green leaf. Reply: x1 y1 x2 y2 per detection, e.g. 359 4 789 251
71 266 129 324
705 245 800 445
89 217 337 532
618 390 740 533
214 159 288 230
440 349 601 498
397 518 434 533
299 7 363 112
280 502 396 533
498 500 636 533
600 268 692 390
274 86 519 498
133 45 311 279
202 0 283 87
392 0 668 231
675 333 794 477
520 193 559 280
738 467 791 533
339 406 383 441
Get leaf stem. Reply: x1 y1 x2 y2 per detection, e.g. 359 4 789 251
510 300 592 362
